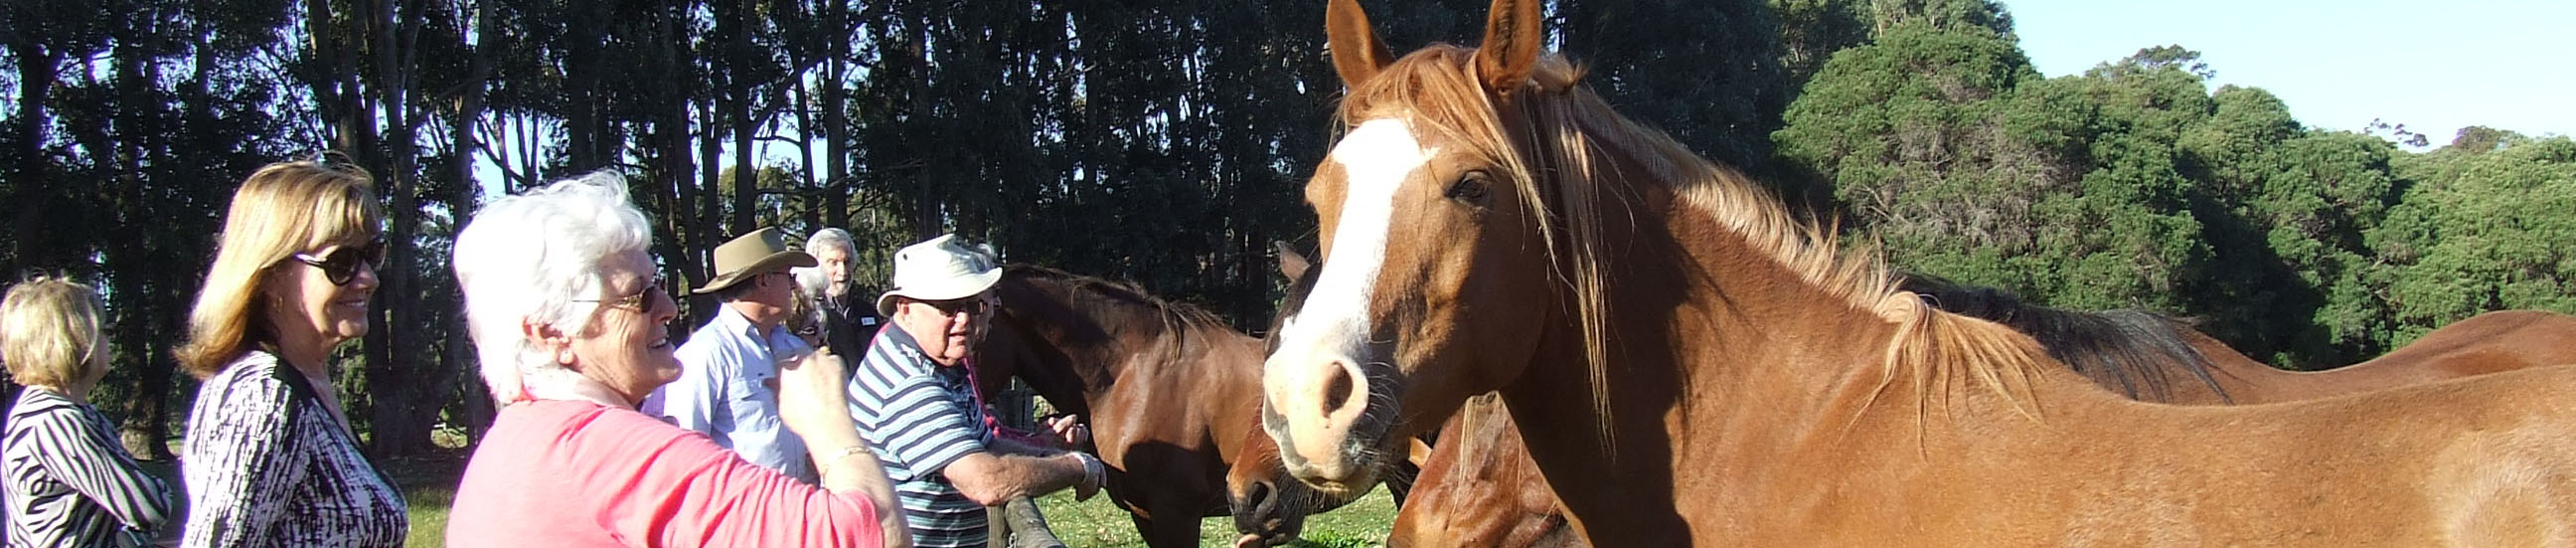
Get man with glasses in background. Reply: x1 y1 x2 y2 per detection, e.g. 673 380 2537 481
646 227 823 482
847 234 1104 548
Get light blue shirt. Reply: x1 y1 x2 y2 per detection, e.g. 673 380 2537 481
647 305 815 482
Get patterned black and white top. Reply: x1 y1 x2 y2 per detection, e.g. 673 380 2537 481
3 388 173 547
179 351 405 548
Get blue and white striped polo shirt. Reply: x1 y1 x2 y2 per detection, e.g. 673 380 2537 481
847 324 996 548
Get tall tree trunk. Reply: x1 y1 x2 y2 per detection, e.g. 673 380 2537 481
693 97 724 323
904 20 937 240
820 0 851 229
724 0 757 235
564 1 605 170
449 0 497 444
101 21 166 457
356 0 441 457
6 46 59 273
648 2 707 324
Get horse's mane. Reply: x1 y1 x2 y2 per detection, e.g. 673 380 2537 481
1001 264 1234 341
1342 45 2057 424
1899 275 2231 403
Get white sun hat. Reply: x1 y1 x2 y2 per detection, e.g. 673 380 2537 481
876 234 1003 316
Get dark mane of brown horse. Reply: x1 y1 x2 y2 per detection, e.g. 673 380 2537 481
1895 274 2231 404
1005 264 1233 328
980 265 1234 410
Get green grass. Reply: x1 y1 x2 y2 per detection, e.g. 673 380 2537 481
131 446 467 547
1029 485 1395 548
383 450 468 547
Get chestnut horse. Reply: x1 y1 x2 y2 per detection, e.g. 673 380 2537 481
968 265 1276 547
1258 0 2576 544
1391 277 2576 547
1905 278 2576 406
973 265 1395 547
2175 309 2576 404
1227 244 1422 548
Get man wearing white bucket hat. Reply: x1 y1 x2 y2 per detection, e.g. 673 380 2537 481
648 227 823 482
846 234 1105 548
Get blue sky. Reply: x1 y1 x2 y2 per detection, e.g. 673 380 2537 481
2004 0 2573 148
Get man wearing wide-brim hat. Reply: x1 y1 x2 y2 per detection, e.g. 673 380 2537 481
645 227 823 482
845 234 1105 548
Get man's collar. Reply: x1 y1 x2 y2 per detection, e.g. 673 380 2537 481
711 303 772 339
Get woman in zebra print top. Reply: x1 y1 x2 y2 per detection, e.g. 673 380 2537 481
171 158 406 548
2 278 174 547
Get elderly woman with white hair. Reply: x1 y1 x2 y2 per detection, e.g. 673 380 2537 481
443 173 907 548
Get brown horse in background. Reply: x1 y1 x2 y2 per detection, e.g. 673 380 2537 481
1258 0 2576 544
973 265 1402 547
1906 278 2576 406
2176 309 2576 404
968 265 1283 547
1390 276 2576 547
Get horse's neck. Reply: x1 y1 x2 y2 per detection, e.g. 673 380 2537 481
1495 189 2114 540
1031 313 1140 398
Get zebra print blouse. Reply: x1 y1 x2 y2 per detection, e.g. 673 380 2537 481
179 352 406 548
3 388 174 547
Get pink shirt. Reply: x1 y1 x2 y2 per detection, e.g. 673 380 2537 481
444 399 883 548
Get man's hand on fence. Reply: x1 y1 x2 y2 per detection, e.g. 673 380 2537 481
1047 415 1092 449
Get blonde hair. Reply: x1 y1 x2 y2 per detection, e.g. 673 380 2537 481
174 158 383 378
0 277 108 388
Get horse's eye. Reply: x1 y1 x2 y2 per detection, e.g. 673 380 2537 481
1445 170 1492 206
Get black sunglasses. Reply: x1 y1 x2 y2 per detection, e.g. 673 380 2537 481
919 296 993 317
291 242 387 285
577 275 666 311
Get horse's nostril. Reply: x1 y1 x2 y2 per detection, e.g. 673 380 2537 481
1246 480 1274 510
1323 363 1355 415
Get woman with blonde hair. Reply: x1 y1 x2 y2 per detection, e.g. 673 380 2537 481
1 277 174 547
171 157 405 547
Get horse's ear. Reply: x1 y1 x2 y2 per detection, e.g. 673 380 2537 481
1327 0 1392 89
1274 241 1313 281
1474 0 1543 94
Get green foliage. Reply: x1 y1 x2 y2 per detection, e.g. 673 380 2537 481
2374 136 2576 344
1780 14 2570 370
1771 0 1871 88
1780 24 2216 310
1865 0 2014 38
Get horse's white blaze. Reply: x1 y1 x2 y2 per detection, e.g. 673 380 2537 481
1266 118 1435 467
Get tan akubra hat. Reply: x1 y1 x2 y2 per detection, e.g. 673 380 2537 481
691 227 819 294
